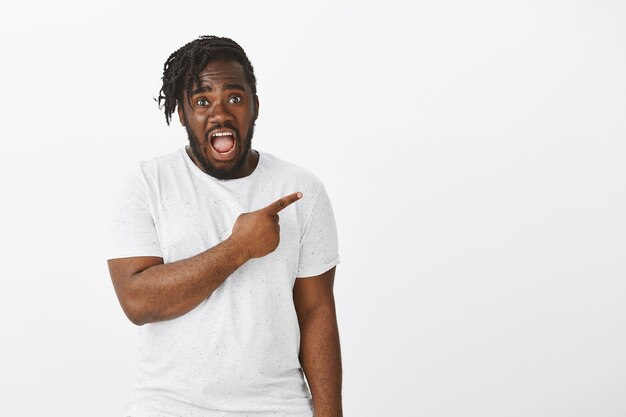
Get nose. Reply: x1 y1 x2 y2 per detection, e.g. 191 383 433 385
208 100 233 124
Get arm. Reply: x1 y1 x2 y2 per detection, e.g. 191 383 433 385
293 267 343 417
107 192 302 326
108 239 243 326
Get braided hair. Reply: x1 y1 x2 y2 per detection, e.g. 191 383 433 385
157 35 257 125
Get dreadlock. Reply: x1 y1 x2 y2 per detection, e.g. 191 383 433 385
157 35 257 125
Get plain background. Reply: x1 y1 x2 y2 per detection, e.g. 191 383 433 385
1 0 625 416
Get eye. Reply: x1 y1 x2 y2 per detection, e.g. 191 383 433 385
196 98 209 107
228 96 242 104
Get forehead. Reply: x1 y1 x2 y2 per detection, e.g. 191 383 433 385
194 60 248 88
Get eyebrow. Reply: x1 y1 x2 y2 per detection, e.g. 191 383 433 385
191 83 246 95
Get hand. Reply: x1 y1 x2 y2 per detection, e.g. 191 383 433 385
230 192 303 261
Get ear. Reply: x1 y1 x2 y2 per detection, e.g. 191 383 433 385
254 95 260 119
177 102 186 126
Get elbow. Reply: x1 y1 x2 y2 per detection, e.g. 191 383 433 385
108 257 165 326
121 301 148 326
117 293 152 326
127 311 148 326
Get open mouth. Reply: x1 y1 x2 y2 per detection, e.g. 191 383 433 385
210 131 236 154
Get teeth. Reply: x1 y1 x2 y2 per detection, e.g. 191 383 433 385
212 132 233 137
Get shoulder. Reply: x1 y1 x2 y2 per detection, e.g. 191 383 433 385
259 151 324 196
137 148 187 179
114 148 189 199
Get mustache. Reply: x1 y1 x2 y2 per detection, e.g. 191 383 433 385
205 122 240 140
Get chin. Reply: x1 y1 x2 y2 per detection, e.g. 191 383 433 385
191 142 249 180
186 124 255 180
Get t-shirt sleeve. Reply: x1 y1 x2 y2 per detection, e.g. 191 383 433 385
107 166 163 259
296 184 340 278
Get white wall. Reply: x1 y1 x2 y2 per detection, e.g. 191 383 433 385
1 1 624 416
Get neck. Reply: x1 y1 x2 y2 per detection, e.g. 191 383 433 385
185 146 259 179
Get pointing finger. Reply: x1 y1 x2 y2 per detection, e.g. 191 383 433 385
264 192 303 214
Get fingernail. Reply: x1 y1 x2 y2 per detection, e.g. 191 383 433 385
297 192 303 199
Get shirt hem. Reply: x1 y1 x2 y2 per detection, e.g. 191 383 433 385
296 256 340 278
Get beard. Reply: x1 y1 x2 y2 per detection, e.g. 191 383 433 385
186 121 256 180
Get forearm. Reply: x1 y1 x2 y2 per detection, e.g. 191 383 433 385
110 193 303 325
298 305 343 417
123 237 247 325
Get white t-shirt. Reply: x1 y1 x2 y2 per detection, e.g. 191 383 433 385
108 147 340 417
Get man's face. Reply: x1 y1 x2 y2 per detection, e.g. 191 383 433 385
178 60 259 180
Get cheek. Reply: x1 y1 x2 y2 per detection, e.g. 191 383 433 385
187 122 208 142
189 114 210 130
240 107 257 125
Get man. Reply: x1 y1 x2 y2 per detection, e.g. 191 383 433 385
107 36 342 417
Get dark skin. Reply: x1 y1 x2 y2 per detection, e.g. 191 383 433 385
179 60 259 179
294 267 343 417
107 60 342 417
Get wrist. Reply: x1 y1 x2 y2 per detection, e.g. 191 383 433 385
223 235 250 266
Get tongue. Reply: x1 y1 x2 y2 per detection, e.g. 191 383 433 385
212 136 235 153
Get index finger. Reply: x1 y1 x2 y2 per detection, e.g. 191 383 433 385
264 192 303 214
